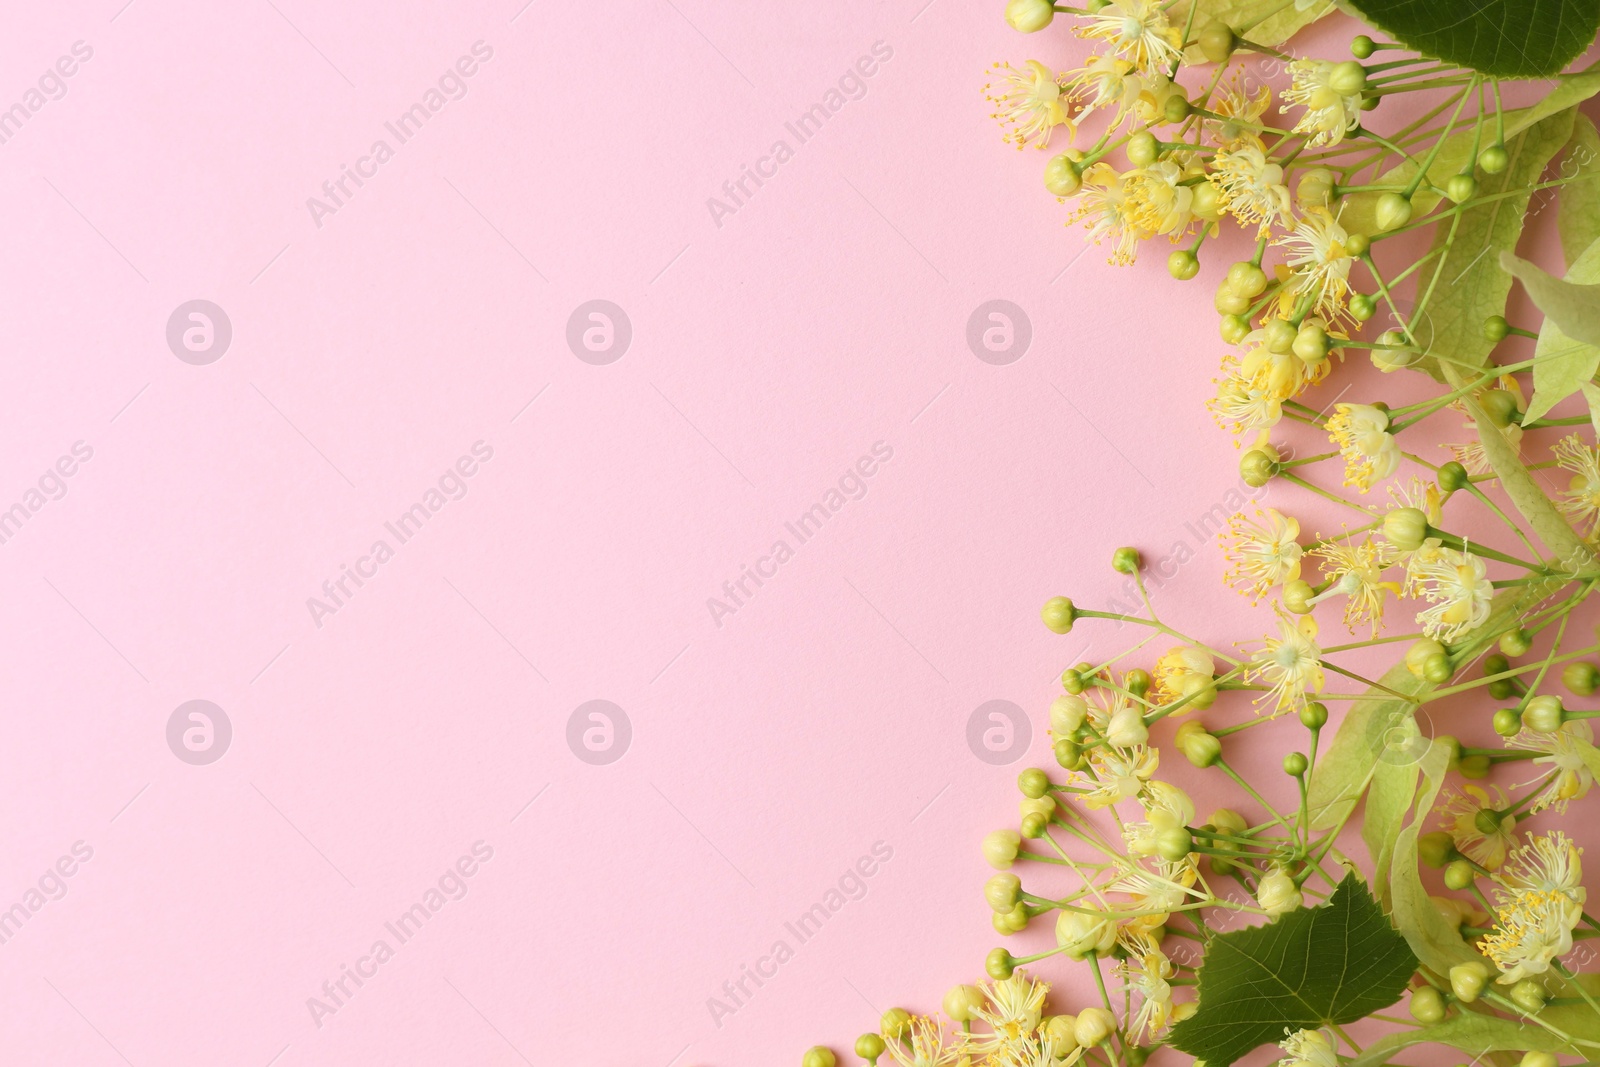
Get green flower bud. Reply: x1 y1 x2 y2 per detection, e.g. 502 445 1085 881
1375 191 1413 232
1004 0 1056 32
1500 629 1532 657
1409 985 1445 1023
880 1008 911 1039
943 983 986 1023
1483 314 1510 342
1297 168 1335 208
1524 694 1564 733
1220 314 1251 344
1215 287 1251 316
1127 130 1159 168
1522 1052 1558 1067
1163 93 1190 123
1062 664 1091 693
1349 292 1376 321
1155 827 1193 862
1423 652 1452 684
1283 752 1308 777
1198 19 1236 62
1438 460 1469 492
1041 596 1076 634
1329 60 1368 94
1126 668 1152 697
1384 507 1430 551
1240 447 1279 487
998 902 1030 932
1510 978 1547 1014
1479 144 1509 173
985 872 1023 912
855 1033 886 1063
1126 1046 1150 1067
1481 389 1520 427
1208 808 1247 836
1564 661 1600 695
1405 638 1447 676
1459 753 1491 778
1418 830 1456 867
1446 173 1478 204
1020 811 1049 838
1344 232 1371 257
1257 868 1302 914
1018 767 1051 799
802 1048 836 1067
1264 318 1297 354
1283 578 1315 614
1371 330 1418 371
1074 1007 1116 1047
1351 34 1376 58
985 947 1015 980
1492 707 1523 738
1436 734 1462 768
1056 910 1118 959
1449 961 1489 1003
983 829 1022 869
1042 1015 1079 1055
1225 260 1269 298
1113 547 1141 574
1443 859 1476 890
1044 153 1083 196
1175 720 1221 767
1054 737 1083 770
1168 250 1200 280
1293 323 1330 365
1299 700 1328 730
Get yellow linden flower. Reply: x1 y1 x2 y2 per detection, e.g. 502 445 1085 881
1117 946 1175 1041
1153 647 1215 709
1123 160 1193 239
1080 744 1158 808
1480 889 1582 984
1439 785 1517 870
1210 370 1284 435
1110 855 1200 932
986 60 1071 150
886 1015 962 1067
1123 780 1196 855
1554 434 1600 540
1280 1028 1340 1067
1211 138 1292 235
1224 508 1304 600
970 971 1050 1055
1276 208 1355 323
1388 475 1443 526
1307 535 1401 635
1209 72 1271 147
1075 0 1183 77
1074 162 1144 264
1448 422 1522 475
1405 539 1491 642
1507 719 1597 812
1064 53 1141 120
1326 403 1400 492
1248 611 1325 716
1279 60 1361 146
1498 831 1585 903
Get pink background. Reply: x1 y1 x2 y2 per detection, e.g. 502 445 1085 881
5 2 1575 1065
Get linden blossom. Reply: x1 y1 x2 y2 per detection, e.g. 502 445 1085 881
706 441 893 628
706 40 894 229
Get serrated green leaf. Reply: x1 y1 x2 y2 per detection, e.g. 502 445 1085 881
1180 0 1331 62
1560 115 1600 266
1166 874 1418 1067
1504 249 1600 350
1343 0 1600 77
1408 110 1577 383
1348 1011 1581 1067
1525 237 1600 421
1388 741 1482 974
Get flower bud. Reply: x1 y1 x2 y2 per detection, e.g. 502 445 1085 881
881 1008 911 1039
1054 738 1083 770
985 872 1023 912
1409 985 1445 1023
1063 664 1090 693
1020 811 1049 838
1449 961 1488 1003
1349 292 1376 321
1293 323 1329 365
855 1033 886 1063
1459 753 1491 778
1215 287 1251 316
1044 153 1083 196
1074 1007 1116 1047
802 1048 837 1067
1483 314 1510 342
1479 144 1509 173
1438 460 1469 492
986 947 1015 980
1240 447 1279 488
1019 767 1052 799
1042 596 1076 634
1113 547 1142 574
1208 808 1247 836
1163 93 1190 123
943 984 986 1022
1257 868 1302 914
1418 830 1455 867
1565 661 1600 695
998 902 1030 933
1524 694 1564 733
1004 0 1056 32
1372 331 1418 371
1168 250 1200 280
1444 859 1475 890
1344 233 1370 257
1220 314 1251 344
1351 34 1376 58
1501 628 1532 657
1156 827 1193 861
1056 909 1119 959
1296 167 1334 208
1384 507 1429 551
1126 130 1159 168
1264 318 1297 354
1127 668 1151 696
1176 720 1221 767
1108 703 1150 748
1446 173 1478 204
1510 978 1547 1013
1198 19 1235 62
983 829 1022 869
1481 389 1520 427
1051 694 1089 734
1225 261 1268 298
1493 708 1523 738
1521 1053 1558 1067
1405 638 1446 676
1283 752 1308 777
1299 701 1328 730
1043 1015 1079 1054
1329 60 1368 94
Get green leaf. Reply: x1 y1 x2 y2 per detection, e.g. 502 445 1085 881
1504 249 1600 348
1560 115 1600 267
1525 236 1600 421
1166 874 1418 1067
1361 743 1421 907
1348 1011 1581 1067
1582 381 1600 435
1343 0 1600 77
1408 109 1577 383
1180 0 1331 61
1387 740 1482 975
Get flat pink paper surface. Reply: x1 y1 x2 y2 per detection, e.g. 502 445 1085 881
2 3 1558 1065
